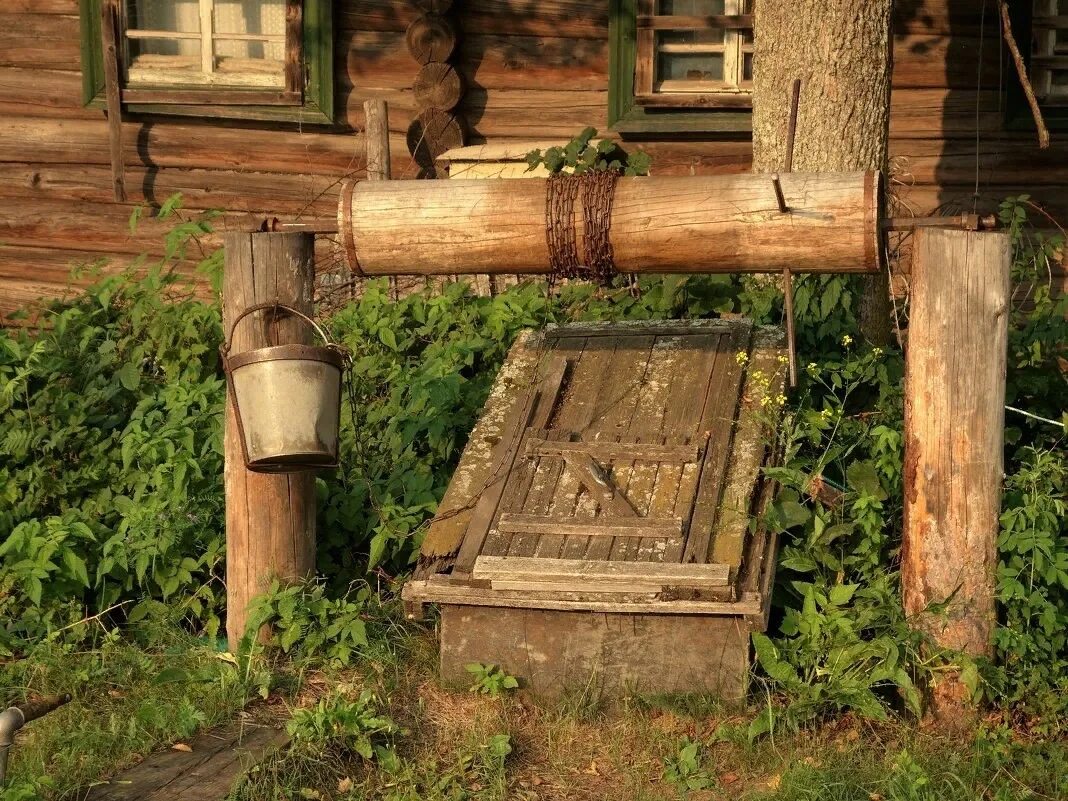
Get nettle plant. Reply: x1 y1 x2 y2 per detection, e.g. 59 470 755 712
525 126 652 176
749 197 1068 731
0 197 226 651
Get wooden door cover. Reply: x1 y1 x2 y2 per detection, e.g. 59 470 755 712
418 319 786 587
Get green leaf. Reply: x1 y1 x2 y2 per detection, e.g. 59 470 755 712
154 667 191 684
747 706 774 742
117 361 141 391
378 327 398 351
367 531 388 570
846 460 887 500
828 583 858 605
752 633 800 687
62 549 90 587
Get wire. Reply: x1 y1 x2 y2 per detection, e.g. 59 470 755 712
1005 405 1064 429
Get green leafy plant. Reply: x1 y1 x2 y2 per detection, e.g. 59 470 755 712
287 688 400 760
525 127 652 176
465 663 519 697
662 738 715 793
245 579 379 666
0 197 225 653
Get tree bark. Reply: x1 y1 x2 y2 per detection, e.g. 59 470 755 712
752 0 894 345
902 228 1010 721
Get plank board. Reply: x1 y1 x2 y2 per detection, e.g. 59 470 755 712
473 555 730 586
84 722 288 801
452 321 783 575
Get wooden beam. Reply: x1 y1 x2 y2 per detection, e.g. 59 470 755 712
902 227 1011 720
337 171 882 276
525 438 699 463
472 556 731 587
402 578 760 616
223 232 317 651
496 513 684 539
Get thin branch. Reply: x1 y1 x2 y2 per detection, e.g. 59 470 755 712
1000 0 1050 149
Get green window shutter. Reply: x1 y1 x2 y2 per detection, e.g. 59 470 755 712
79 0 334 124
608 0 751 135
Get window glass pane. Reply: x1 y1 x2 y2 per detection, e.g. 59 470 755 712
127 0 200 60
127 0 201 32
743 52 753 81
129 38 201 64
658 0 725 14
214 0 286 61
658 51 724 82
660 28 725 45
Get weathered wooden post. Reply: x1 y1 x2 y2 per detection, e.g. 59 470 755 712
902 227 1011 719
363 99 391 183
223 232 317 651
362 99 397 298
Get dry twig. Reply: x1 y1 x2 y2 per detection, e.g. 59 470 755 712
1000 0 1051 149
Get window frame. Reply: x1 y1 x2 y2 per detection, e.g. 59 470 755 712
80 0 334 124
633 0 753 108
609 0 752 135
1005 0 1068 131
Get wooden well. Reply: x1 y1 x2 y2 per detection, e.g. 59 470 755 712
402 319 786 700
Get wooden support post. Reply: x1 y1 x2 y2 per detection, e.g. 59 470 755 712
363 99 392 182
902 227 1011 720
362 99 396 298
223 232 317 651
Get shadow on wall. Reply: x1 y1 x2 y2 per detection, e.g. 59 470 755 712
895 0 1068 225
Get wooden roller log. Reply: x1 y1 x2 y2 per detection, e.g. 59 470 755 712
405 14 457 65
406 108 465 174
337 171 882 276
413 62 464 110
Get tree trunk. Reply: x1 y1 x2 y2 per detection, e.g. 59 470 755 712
752 0 894 345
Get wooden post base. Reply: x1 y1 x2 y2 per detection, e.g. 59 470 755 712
440 605 750 701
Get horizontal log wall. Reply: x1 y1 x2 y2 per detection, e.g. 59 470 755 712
1 0 1066 320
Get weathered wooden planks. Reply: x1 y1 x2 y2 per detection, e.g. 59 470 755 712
84 722 288 801
440 606 750 699
412 320 786 614
473 555 730 586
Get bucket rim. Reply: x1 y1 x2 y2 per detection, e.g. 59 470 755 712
226 343 346 372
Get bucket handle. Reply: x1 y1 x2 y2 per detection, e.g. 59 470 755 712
222 302 338 357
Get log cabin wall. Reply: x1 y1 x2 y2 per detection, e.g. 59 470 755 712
1 0 1066 320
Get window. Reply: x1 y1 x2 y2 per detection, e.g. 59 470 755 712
609 0 752 134
80 0 333 123
634 0 753 108
1031 1 1068 107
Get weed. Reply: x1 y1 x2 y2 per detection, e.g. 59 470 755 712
465 663 519 697
663 738 716 794
287 688 401 760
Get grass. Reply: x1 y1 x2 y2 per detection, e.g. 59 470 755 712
227 628 1067 801
3 623 1065 801
0 626 249 797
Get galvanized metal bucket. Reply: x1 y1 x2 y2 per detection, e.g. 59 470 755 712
222 303 347 473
